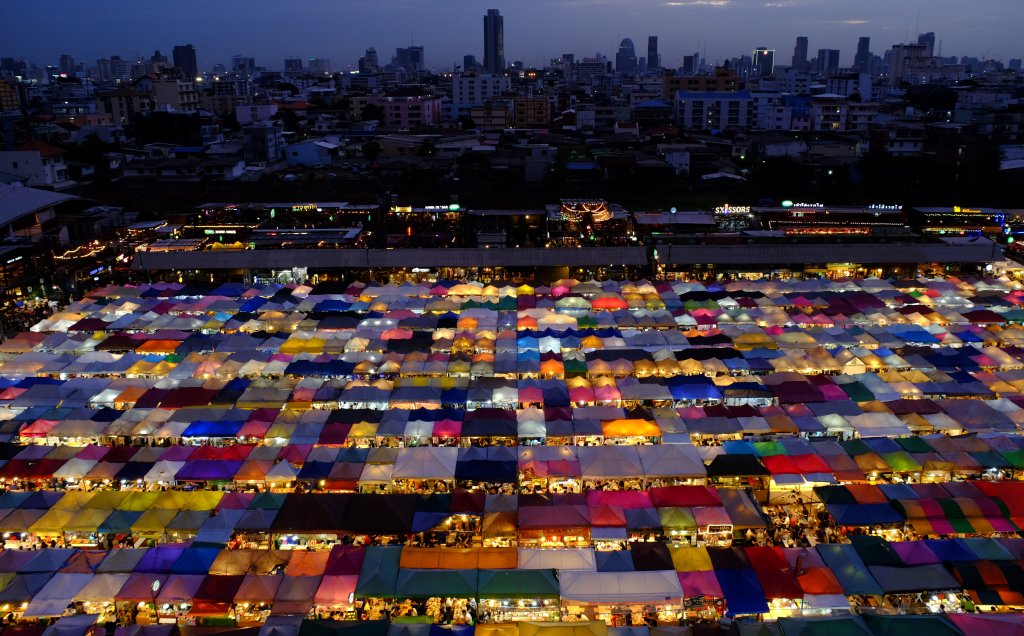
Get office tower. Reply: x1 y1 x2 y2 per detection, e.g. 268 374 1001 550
284 57 303 73
616 38 638 75
463 55 480 72
483 9 505 74
917 32 936 57
95 58 113 83
59 54 75 77
682 55 698 75
232 56 256 78
753 47 774 77
791 36 808 71
816 49 841 76
647 36 660 70
394 46 424 71
307 58 331 74
173 45 198 79
888 43 927 84
854 37 871 72
359 48 379 74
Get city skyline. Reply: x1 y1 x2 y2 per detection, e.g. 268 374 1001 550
3 0 1021 73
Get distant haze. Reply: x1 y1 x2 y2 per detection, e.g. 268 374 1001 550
3 0 1021 71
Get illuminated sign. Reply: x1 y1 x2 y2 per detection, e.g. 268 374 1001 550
868 204 903 210
204 229 237 235
952 206 981 214
291 204 318 212
788 202 825 208
714 204 751 214
5 256 22 265
781 200 794 208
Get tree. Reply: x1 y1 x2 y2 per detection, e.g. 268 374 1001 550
362 140 382 163
359 103 384 123
417 140 437 156
279 109 300 133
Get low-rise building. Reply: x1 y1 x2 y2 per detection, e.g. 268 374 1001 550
285 138 340 167
0 140 72 189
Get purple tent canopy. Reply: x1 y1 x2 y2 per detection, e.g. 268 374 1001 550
175 460 242 481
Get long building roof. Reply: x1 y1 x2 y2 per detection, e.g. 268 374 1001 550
133 239 997 271
0 184 78 228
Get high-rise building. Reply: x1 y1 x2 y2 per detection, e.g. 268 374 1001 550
647 36 660 70
817 49 841 76
917 32 936 57
791 37 808 71
888 43 928 85
358 48 379 74
483 9 505 74
232 56 256 78
173 45 198 79
753 47 775 77
59 54 75 77
463 55 480 72
393 46 424 72
1010 59 1023 71
616 38 638 75
284 57 303 74
307 58 331 75
94 58 113 83
854 37 871 72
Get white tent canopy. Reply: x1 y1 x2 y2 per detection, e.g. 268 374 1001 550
518 548 596 571
559 570 683 603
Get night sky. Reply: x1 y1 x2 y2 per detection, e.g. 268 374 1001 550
3 0 1021 72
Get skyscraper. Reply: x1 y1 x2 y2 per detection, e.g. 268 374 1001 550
791 37 808 71
917 32 936 57
854 37 871 72
483 9 505 74
816 49 841 76
173 44 198 79
59 54 75 77
232 56 256 78
394 46 424 72
616 38 637 75
359 48 379 74
647 36 660 70
284 57 303 74
752 47 775 77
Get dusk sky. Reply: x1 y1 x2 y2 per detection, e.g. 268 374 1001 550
4 0 1022 72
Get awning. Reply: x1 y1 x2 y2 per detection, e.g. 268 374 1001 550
559 570 682 604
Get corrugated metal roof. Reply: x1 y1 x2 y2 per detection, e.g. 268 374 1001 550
135 247 649 270
0 185 78 228
663 239 998 266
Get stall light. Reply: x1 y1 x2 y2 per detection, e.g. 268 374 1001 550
348 593 355 604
